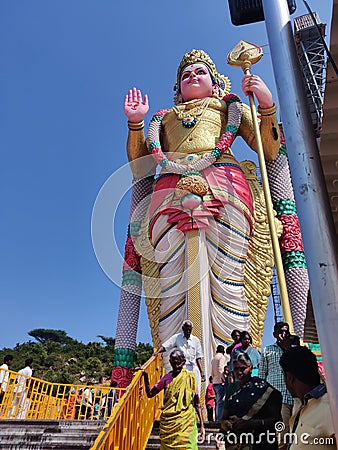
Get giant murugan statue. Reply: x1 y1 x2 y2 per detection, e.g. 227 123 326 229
112 49 282 384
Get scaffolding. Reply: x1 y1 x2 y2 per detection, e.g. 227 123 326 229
271 267 284 324
294 13 327 137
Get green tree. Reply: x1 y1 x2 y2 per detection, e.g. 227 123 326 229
28 329 72 345
97 336 115 348
0 331 153 384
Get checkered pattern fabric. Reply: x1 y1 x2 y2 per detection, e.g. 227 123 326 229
258 343 293 405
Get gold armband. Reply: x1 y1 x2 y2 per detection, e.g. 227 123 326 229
258 104 277 117
128 120 144 131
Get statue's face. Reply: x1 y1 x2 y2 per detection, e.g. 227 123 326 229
180 63 213 102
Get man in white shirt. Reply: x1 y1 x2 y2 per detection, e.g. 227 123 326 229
153 320 205 393
81 381 94 419
12 358 33 418
0 354 13 404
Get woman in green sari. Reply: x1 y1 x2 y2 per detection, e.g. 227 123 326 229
143 349 205 449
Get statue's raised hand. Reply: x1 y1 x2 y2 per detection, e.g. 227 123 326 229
124 87 149 123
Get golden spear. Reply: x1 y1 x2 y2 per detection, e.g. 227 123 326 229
228 40 294 333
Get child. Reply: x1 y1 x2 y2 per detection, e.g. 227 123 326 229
205 376 215 422
93 401 100 419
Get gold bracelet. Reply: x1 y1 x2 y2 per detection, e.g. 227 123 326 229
258 104 277 116
128 120 144 131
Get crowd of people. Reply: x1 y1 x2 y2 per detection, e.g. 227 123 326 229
0 357 119 421
0 323 335 448
63 377 119 420
144 320 335 450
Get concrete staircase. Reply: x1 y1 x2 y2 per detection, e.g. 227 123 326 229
146 420 222 449
0 419 105 449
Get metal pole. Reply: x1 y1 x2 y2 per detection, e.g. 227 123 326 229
262 0 338 439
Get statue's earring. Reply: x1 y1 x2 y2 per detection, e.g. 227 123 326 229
212 84 220 98
174 83 181 104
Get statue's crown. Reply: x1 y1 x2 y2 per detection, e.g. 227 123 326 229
177 49 218 83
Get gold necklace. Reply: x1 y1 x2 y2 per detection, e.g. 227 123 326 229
172 97 211 128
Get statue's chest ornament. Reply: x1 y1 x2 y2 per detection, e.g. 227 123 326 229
172 98 211 129
147 94 242 180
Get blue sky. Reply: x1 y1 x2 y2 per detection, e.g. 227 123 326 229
0 1 333 350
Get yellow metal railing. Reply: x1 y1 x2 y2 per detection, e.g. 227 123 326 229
0 356 163 449
91 356 164 450
0 368 125 421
